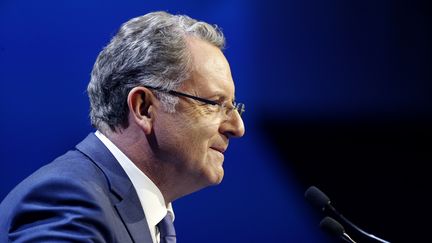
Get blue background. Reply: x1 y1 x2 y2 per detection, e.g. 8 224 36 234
1 0 430 242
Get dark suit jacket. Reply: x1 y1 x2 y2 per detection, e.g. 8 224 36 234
0 133 154 242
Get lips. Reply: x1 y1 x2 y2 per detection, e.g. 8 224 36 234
210 146 227 154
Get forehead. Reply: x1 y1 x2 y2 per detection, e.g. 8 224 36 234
183 37 235 99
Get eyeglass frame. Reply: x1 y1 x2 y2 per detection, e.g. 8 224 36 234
142 85 245 117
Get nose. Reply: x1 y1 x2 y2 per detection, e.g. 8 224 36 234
219 111 245 138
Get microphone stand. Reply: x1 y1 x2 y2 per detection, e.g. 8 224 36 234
326 204 390 243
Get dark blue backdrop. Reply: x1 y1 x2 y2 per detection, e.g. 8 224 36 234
1 0 430 242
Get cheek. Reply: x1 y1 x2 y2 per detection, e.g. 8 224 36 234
184 111 221 140
165 111 222 162
184 125 220 167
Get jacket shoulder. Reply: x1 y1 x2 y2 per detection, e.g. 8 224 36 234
0 149 119 242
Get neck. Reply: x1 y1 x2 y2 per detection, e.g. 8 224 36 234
101 127 182 204
101 125 207 204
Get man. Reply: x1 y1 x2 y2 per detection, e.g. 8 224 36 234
0 11 245 242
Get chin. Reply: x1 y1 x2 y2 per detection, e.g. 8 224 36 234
207 169 224 185
211 177 223 185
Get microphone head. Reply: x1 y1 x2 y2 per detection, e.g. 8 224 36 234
304 186 330 210
320 216 345 238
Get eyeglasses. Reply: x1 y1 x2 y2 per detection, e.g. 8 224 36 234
143 85 245 117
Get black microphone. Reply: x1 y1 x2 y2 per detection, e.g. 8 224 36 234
305 186 390 243
320 216 357 243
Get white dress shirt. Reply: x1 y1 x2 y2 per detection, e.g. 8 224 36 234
95 131 174 243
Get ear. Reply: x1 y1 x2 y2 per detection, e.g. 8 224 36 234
127 86 156 135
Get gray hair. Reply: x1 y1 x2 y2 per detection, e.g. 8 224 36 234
87 11 225 133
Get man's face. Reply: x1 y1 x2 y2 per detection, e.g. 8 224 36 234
153 37 245 194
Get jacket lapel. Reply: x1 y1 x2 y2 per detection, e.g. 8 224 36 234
114 185 154 243
76 133 153 243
